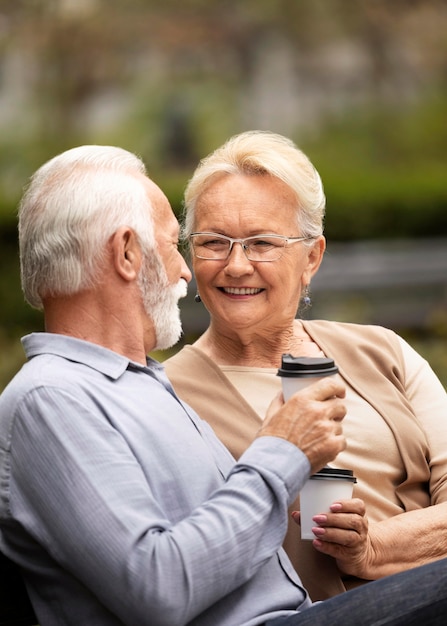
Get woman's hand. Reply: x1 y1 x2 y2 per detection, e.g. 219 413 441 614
292 498 376 579
294 499 447 580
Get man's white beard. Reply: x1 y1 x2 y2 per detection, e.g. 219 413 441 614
138 252 188 351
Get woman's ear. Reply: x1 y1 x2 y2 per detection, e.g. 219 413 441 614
111 227 142 282
302 235 326 284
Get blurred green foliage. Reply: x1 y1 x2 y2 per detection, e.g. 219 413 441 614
308 95 447 240
2 90 446 235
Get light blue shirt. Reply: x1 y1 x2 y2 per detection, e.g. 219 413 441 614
0 333 312 626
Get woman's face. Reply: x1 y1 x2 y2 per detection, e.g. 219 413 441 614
192 173 325 334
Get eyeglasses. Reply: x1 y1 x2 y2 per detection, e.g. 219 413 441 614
189 232 313 262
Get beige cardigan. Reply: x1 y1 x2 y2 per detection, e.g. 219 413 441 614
164 320 433 600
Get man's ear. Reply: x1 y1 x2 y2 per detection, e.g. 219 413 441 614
302 235 326 285
111 227 142 282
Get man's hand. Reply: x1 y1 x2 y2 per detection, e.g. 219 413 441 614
258 377 346 473
292 498 375 579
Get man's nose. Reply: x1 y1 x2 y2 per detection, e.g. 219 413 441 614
181 256 192 283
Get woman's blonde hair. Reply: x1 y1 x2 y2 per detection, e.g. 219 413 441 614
182 130 325 239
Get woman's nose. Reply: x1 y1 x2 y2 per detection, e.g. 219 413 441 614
224 242 254 275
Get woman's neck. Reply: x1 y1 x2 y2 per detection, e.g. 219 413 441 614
194 320 322 367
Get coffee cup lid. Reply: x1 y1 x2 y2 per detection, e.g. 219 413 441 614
277 355 338 378
310 466 357 482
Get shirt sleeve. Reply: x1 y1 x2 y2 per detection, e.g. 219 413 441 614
8 384 309 625
398 336 447 503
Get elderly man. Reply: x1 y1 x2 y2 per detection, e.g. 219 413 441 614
0 145 446 626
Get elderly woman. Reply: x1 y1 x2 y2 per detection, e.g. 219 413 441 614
164 130 447 601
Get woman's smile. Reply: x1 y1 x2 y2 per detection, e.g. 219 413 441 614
219 286 264 296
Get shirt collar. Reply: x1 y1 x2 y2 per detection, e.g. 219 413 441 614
21 332 164 380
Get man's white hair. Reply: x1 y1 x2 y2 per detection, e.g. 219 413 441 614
19 145 155 309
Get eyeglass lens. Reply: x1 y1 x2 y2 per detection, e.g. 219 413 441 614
191 234 287 261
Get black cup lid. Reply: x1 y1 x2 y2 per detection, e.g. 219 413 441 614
277 355 338 378
310 466 357 482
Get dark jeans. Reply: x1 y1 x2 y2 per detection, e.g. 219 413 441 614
266 557 447 626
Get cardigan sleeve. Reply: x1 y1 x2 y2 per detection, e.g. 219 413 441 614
398 336 447 504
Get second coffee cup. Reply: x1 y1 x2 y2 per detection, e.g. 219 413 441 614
300 467 357 540
277 354 339 400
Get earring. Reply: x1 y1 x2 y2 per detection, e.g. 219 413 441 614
194 293 202 303
302 285 311 307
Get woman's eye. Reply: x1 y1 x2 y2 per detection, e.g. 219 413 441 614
251 239 276 248
205 239 227 247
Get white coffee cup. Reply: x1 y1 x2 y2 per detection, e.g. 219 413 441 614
277 355 339 401
300 467 357 540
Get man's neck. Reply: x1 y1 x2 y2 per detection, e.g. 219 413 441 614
43 291 153 366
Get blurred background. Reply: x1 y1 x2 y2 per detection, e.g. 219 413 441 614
1 0 446 389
